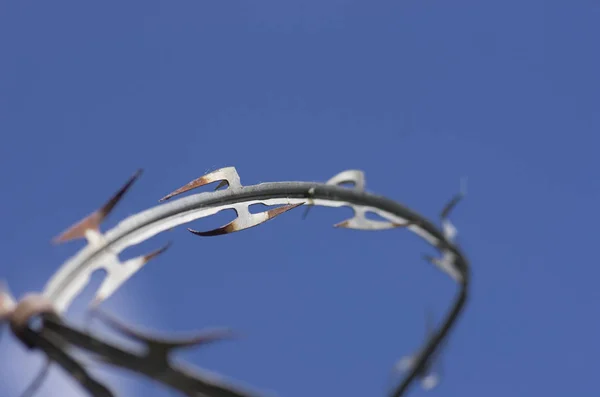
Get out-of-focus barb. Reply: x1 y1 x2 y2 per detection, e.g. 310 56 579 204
440 178 467 243
53 169 142 244
15 307 115 397
326 169 366 191
393 311 443 391
422 181 468 283
91 242 172 307
90 308 236 359
326 170 410 230
188 202 304 236
40 312 263 397
159 167 242 202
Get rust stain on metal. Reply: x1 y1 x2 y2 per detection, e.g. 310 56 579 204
266 203 303 218
188 202 305 236
53 169 143 244
159 176 212 202
333 219 351 228
143 242 172 262
188 223 235 236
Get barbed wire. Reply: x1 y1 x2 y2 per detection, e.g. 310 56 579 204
0 166 470 397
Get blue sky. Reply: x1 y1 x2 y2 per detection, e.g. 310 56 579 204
1 1 599 396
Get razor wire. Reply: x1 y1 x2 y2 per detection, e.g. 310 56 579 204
0 166 470 397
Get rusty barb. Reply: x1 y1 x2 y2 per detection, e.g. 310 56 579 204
47 169 172 310
53 169 143 244
159 166 242 202
188 203 304 236
1 166 470 397
160 167 304 236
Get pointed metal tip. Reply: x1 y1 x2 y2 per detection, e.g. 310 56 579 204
143 241 173 262
187 227 225 236
52 169 143 244
166 327 239 351
159 175 211 202
160 167 242 202
333 220 350 228
189 202 305 237
269 202 305 216
440 194 463 221
214 180 229 191
90 308 149 343
100 168 143 217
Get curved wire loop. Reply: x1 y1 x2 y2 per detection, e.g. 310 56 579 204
1 167 470 397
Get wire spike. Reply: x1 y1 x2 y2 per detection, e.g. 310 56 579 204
423 253 462 282
326 169 366 191
333 207 411 230
52 169 143 244
90 308 235 352
143 241 173 262
91 242 171 307
440 193 463 221
159 167 241 202
440 177 467 221
188 203 304 236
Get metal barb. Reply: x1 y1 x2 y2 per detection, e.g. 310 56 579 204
52 169 143 244
422 253 462 283
440 177 467 221
440 193 464 222
188 203 304 236
326 169 366 191
159 167 242 202
31 321 115 397
334 207 411 231
90 308 235 358
394 310 443 392
91 242 172 308
143 241 173 262
20 167 470 397
40 316 264 397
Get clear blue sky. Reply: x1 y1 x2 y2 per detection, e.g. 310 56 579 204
1 1 598 397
